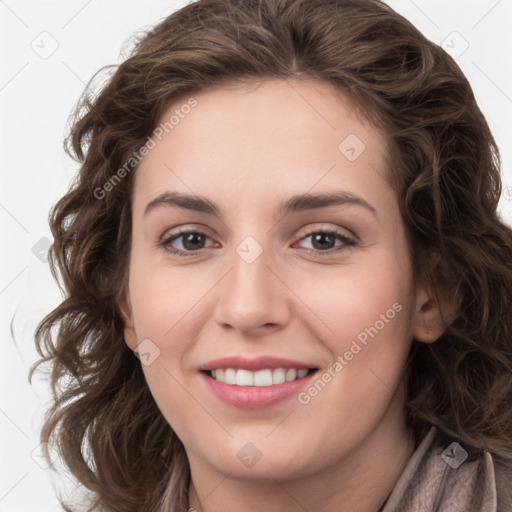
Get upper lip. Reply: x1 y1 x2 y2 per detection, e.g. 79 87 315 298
200 356 316 372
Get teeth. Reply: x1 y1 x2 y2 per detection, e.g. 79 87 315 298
236 369 254 386
285 368 297 382
208 367 312 386
225 369 236 385
254 369 272 386
272 368 286 385
297 369 308 379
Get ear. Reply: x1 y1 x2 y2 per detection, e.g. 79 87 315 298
118 292 138 352
412 269 459 344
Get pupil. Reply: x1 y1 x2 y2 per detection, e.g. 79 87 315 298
312 233 335 250
183 233 204 250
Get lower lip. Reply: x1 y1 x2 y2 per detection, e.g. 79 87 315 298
201 371 317 409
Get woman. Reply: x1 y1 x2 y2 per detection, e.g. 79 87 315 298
31 0 512 510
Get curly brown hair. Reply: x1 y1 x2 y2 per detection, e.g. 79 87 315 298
30 0 512 510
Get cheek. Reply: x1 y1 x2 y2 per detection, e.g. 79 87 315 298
303 243 413 340
291 258 414 445
127 253 214 355
297 243 415 396
129 262 207 434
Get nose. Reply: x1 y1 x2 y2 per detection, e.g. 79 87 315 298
213 244 291 335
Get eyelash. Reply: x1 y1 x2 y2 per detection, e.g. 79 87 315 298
159 228 357 257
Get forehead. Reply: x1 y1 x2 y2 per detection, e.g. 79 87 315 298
133 78 390 211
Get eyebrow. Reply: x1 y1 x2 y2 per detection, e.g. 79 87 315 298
145 192 221 216
144 191 377 219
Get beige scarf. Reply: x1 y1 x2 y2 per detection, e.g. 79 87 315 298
381 426 512 512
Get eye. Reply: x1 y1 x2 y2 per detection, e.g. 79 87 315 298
294 228 357 255
160 229 218 256
159 227 357 257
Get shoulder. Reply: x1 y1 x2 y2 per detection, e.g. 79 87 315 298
493 455 512 512
383 425 510 512
430 427 512 512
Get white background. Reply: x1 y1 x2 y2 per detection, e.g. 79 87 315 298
1 0 511 510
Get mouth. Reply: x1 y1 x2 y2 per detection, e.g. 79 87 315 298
199 355 320 408
200 362 320 409
201 367 318 387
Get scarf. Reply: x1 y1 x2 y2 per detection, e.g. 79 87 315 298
381 426 505 512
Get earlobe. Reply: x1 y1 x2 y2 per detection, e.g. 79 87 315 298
412 279 458 344
118 294 138 351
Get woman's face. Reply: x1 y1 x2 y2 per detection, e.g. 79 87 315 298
122 79 434 483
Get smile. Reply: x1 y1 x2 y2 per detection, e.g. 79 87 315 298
207 368 312 386
201 366 319 409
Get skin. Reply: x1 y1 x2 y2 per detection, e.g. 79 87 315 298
121 78 448 512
